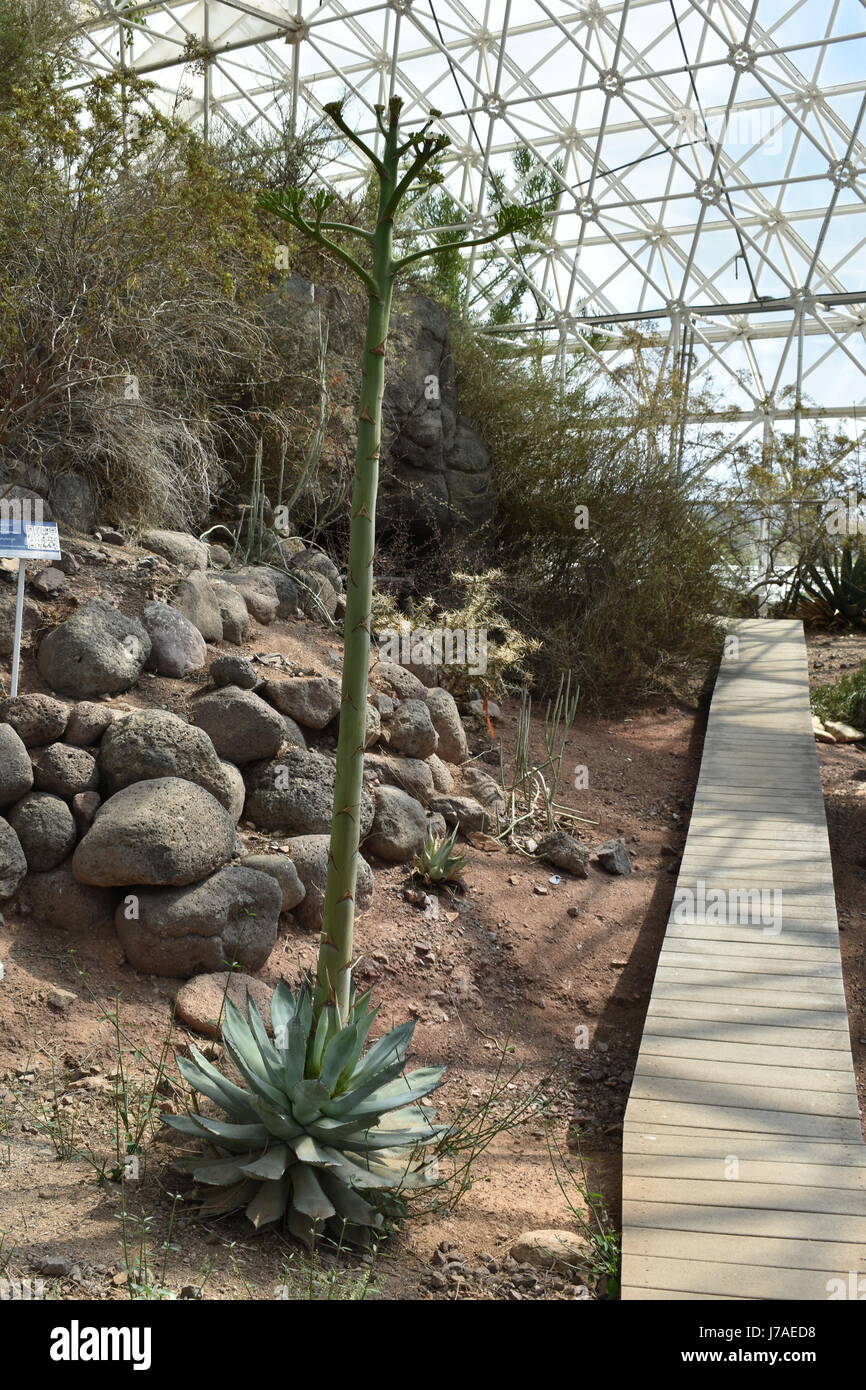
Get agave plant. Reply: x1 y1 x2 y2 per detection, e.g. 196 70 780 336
164 99 530 1248
798 544 866 627
165 981 445 1246
412 827 468 886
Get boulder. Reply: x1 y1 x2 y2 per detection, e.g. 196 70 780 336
7 792 77 871
0 818 27 898
19 864 117 931
243 566 300 619
289 549 342 594
116 866 280 977
65 702 114 747
365 786 428 862
280 716 307 749
31 743 99 798
380 294 493 538
72 790 101 835
363 703 381 748
143 601 207 678
218 760 246 822
1 693 68 746
0 724 34 807
461 765 507 821
210 655 258 689
364 753 435 806
261 676 341 730
210 579 250 645
140 529 209 573
428 793 489 833
206 543 233 568
293 569 338 620
286 834 374 931
48 473 96 533
174 971 274 1039
190 687 285 764
594 838 631 875
98 709 240 813
239 853 305 912
537 830 589 878
243 748 374 837
425 687 469 763
373 661 427 700
427 753 455 793
31 566 66 597
387 699 438 758
0 590 40 656
220 570 278 625
72 778 237 887
173 571 223 642
37 599 150 698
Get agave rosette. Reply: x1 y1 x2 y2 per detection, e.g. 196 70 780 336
413 827 468 885
165 981 445 1246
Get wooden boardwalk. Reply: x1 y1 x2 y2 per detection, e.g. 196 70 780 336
621 619 866 1300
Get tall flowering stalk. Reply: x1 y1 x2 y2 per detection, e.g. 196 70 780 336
259 97 528 1022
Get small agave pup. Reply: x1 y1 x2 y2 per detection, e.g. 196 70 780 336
165 98 529 1242
413 828 469 886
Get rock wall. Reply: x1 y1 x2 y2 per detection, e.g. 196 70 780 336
265 278 493 546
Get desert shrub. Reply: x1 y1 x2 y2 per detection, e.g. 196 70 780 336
372 569 539 699
0 4 340 531
811 661 866 728
454 334 730 707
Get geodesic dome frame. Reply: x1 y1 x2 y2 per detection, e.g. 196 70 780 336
77 1 866 455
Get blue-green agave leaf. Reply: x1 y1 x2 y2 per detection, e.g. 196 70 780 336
290 1162 336 1221
240 1144 290 1181
290 1078 330 1126
177 1052 260 1123
245 1174 290 1229
163 1113 269 1151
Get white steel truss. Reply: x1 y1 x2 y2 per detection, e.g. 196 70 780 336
76 1 866 438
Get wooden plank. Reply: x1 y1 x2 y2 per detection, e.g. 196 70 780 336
634 1052 857 1094
623 1153 866 1191
626 1098 863 1141
623 1132 866 1164
645 997 852 1031
639 1034 854 1071
623 1176 866 1217
628 1076 860 1120
623 1254 857 1300
623 1199 866 1243
621 619 866 1300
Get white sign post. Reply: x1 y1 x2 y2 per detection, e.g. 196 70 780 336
0 520 62 696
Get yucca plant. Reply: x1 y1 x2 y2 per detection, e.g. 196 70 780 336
165 981 445 1245
412 827 468 886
